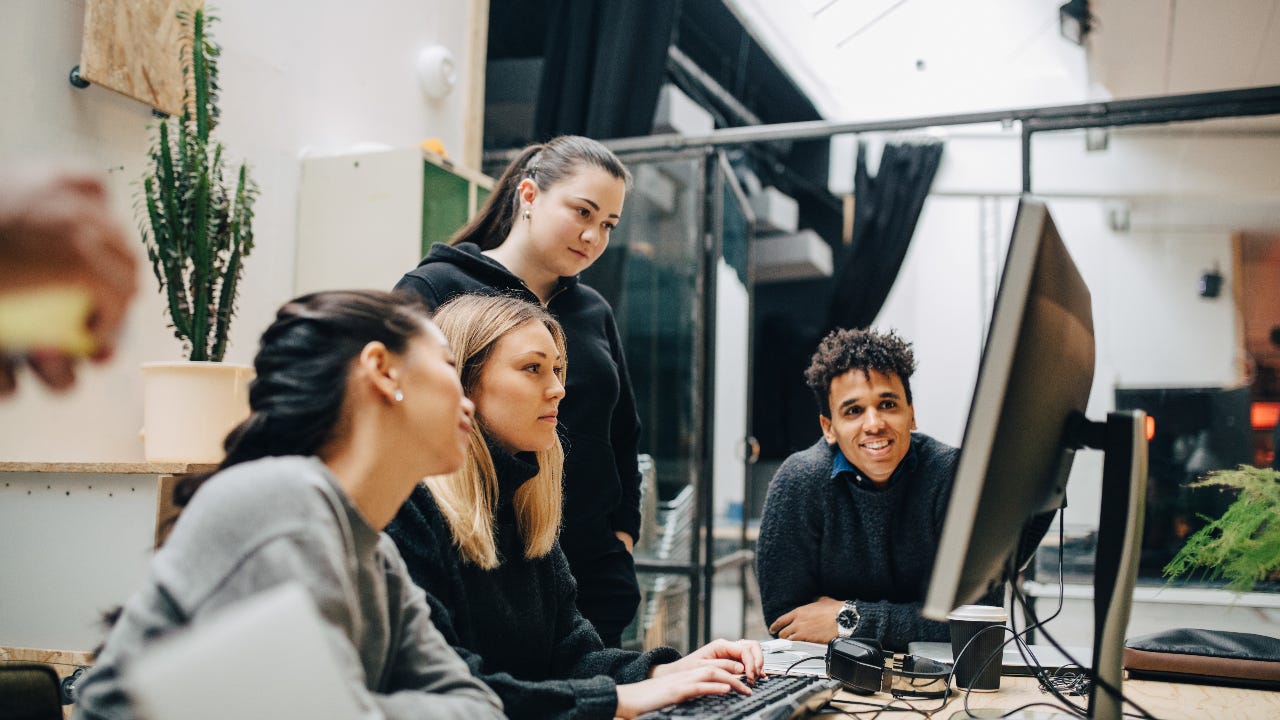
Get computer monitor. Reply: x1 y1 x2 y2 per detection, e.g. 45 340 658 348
922 197 1148 720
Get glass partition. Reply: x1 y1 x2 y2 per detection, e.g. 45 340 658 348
581 150 765 651
584 152 706 652
708 153 758 643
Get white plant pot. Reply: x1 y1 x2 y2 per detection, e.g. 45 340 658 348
140 361 254 463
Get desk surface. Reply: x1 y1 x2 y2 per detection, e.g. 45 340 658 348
833 674 1280 719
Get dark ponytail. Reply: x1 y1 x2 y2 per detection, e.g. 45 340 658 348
450 135 633 251
172 290 431 508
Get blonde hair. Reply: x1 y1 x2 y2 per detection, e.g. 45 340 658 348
426 293 566 569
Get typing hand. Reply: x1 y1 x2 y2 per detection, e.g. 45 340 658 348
650 638 765 684
768 596 842 643
615 666 750 719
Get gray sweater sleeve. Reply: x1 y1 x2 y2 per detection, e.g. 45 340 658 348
206 534 503 720
375 545 504 719
72 458 502 720
756 447 829 628
844 595 948 650
76 530 502 720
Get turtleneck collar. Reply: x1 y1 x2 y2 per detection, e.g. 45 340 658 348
485 436 539 516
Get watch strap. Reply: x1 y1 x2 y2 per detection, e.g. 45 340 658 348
836 599 860 638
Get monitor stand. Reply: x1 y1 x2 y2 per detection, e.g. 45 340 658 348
949 411 1148 720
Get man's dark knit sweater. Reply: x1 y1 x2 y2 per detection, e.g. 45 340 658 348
386 440 680 720
396 242 642 644
756 433 1000 652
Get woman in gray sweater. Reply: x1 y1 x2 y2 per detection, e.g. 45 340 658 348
73 290 504 720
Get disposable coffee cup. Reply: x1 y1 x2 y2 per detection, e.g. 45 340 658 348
947 605 1007 691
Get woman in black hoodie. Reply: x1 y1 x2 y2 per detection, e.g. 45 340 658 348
395 135 641 646
387 294 762 720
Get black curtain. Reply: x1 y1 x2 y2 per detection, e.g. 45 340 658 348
751 192 846 460
827 139 944 331
750 140 943 460
534 0 680 140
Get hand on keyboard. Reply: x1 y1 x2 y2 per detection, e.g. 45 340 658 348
633 674 841 720
616 665 752 719
649 638 766 684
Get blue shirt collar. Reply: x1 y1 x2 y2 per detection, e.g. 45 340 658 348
831 448 859 477
830 436 920 490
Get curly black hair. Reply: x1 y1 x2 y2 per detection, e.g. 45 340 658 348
804 327 917 417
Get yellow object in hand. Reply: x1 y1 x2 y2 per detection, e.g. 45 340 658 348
0 286 96 356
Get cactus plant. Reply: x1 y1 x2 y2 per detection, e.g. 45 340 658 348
140 7 257 362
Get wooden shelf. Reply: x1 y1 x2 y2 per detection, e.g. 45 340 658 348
0 462 214 549
0 461 217 475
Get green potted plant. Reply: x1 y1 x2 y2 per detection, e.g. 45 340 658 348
138 6 257 462
1163 465 1280 592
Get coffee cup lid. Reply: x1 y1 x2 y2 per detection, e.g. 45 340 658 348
947 604 1008 622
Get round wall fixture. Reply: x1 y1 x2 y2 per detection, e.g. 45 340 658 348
417 45 457 99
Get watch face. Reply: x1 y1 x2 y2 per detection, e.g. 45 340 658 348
838 609 857 629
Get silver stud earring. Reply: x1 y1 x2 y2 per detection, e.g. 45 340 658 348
523 208 531 220
393 389 404 403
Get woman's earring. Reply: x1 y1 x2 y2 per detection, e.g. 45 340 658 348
523 208 531 220
393 389 404 403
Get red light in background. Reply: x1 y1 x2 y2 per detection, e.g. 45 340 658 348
1252 402 1280 430
1144 415 1156 441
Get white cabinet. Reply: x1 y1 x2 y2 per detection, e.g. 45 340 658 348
296 148 493 294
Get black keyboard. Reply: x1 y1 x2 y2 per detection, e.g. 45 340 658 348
636 674 842 720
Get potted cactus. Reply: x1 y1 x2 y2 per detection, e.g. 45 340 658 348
138 6 256 462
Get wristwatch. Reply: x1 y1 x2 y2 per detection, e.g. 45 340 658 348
835 600 860 638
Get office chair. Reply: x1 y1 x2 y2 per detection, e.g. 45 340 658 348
636 483 696 649
0 662 63 720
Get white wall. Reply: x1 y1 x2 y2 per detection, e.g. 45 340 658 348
0 0 479 462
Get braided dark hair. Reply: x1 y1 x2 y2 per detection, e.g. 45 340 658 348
172 290 431 508
804 327 917 418
451 135 632 251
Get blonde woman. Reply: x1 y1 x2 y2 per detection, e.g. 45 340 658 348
387 294 763 720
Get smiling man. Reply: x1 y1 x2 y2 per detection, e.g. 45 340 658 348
756 328 997 651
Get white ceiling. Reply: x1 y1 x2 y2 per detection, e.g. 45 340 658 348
1090 0 1280 99
728 0 1280 121
728 0 1280 235
727 0 1085 120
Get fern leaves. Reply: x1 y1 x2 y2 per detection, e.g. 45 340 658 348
1163 465 1280 592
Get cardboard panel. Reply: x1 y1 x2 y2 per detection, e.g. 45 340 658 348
79 0 203 116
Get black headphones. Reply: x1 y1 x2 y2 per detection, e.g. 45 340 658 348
826 637 952 699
